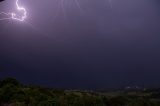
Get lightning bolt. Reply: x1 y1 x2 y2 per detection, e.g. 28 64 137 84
0 0 45 36
11 0 27 21
0 0 27 22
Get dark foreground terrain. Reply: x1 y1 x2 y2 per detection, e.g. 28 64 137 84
0 78 160 106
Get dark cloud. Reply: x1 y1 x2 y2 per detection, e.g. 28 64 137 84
0 0 160 89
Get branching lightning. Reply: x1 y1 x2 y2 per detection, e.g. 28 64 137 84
0 0 46 36
11 0 27 21
0 0 27 22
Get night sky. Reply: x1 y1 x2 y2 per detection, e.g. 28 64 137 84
0 0 160 89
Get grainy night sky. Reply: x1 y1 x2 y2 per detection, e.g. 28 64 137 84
0 0 160 89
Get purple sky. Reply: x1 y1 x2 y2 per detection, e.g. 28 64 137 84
0 0 160 89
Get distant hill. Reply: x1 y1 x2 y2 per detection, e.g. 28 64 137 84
0 78 160 106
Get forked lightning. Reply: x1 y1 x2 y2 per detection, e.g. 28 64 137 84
0 0 27 21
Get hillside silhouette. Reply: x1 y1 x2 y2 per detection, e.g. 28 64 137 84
0 78 160 106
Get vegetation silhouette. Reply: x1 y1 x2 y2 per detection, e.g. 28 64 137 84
0 78 160 106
